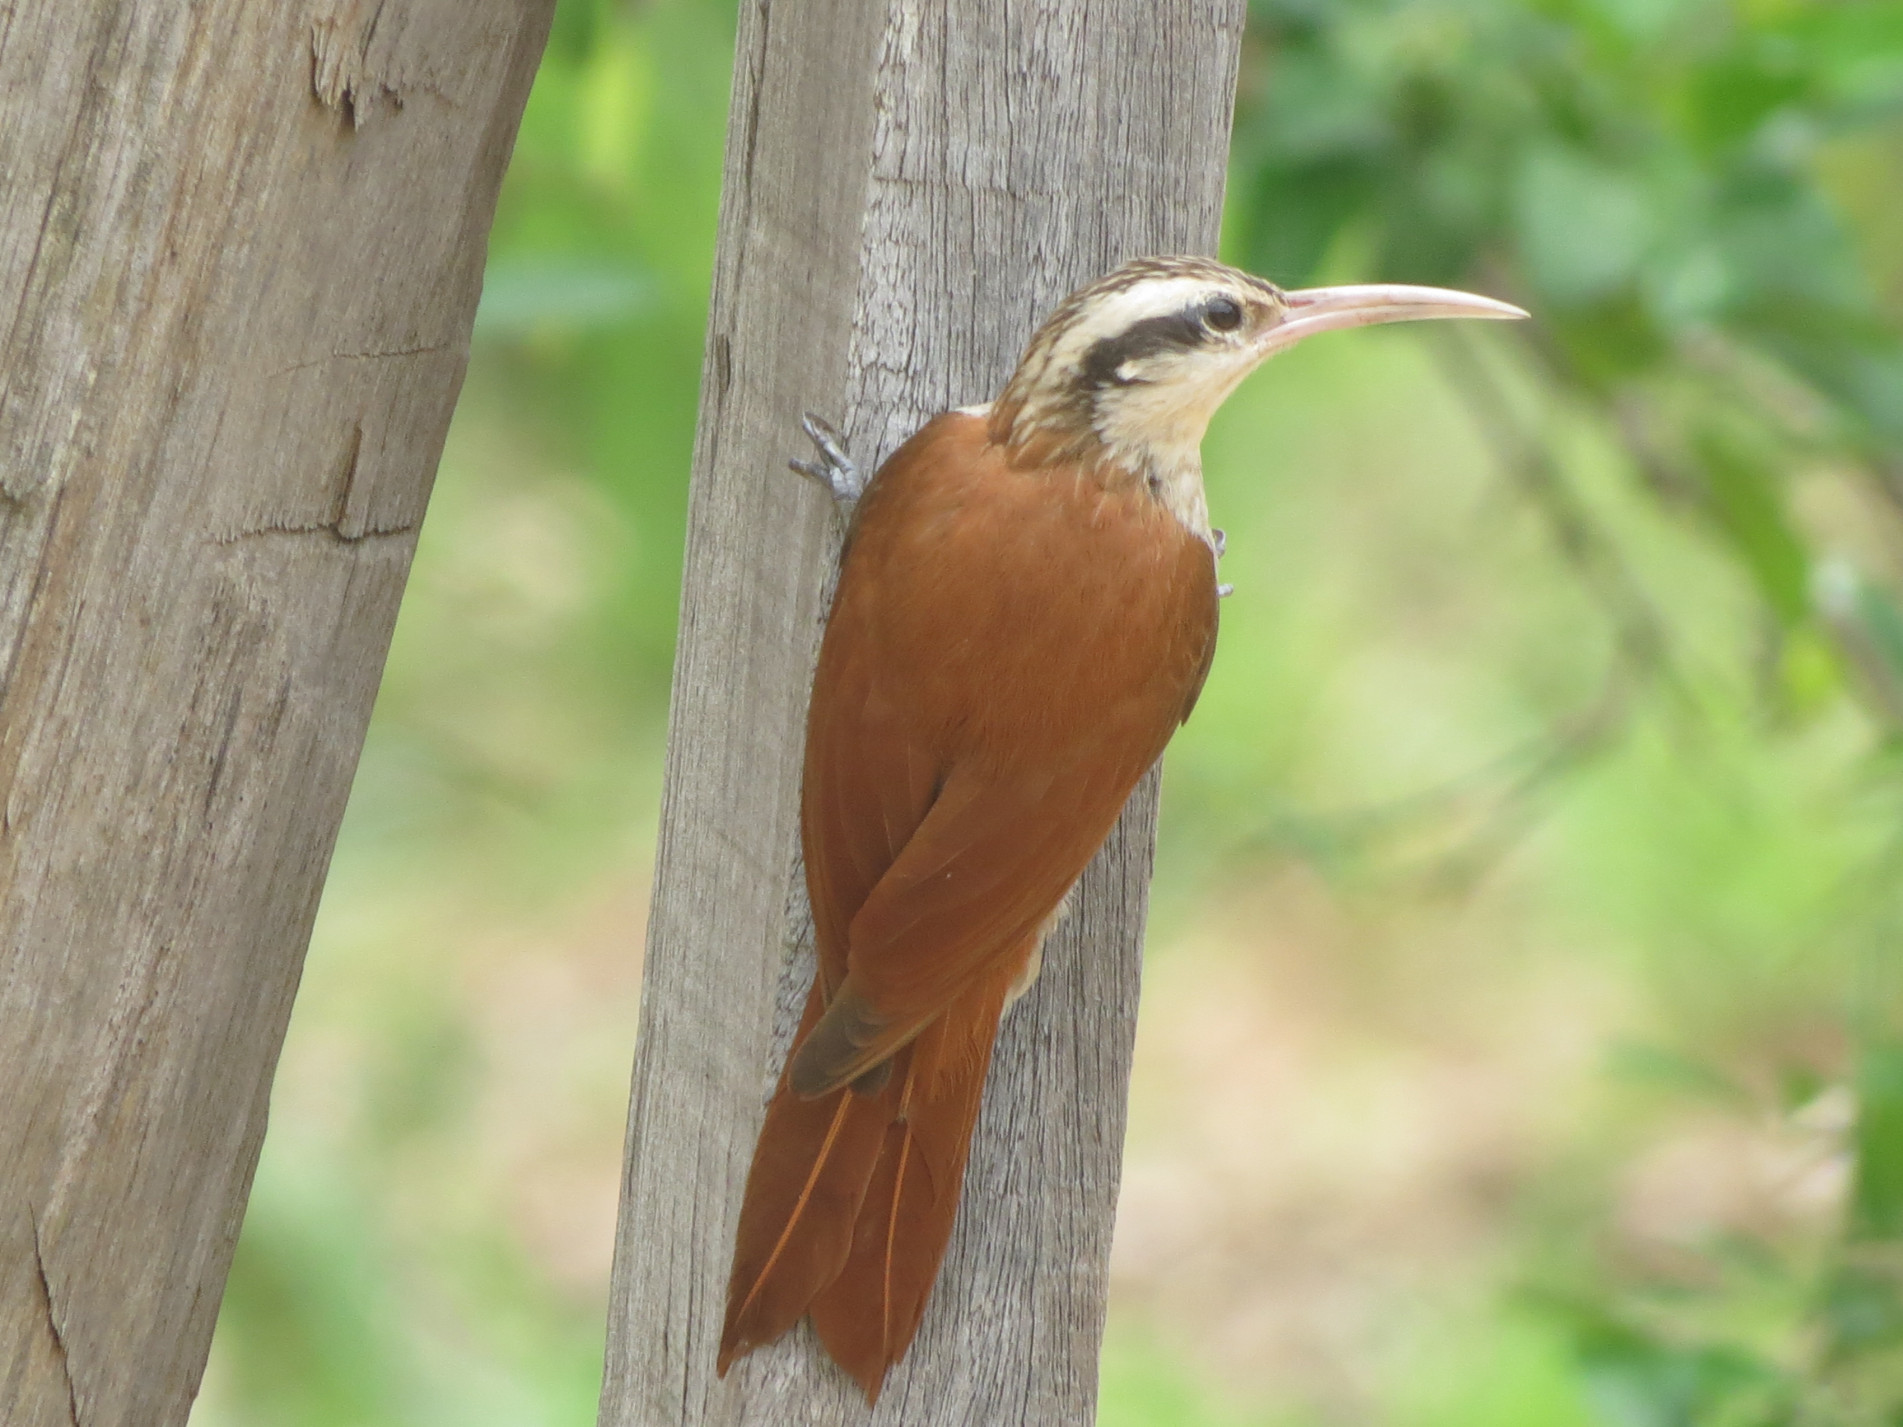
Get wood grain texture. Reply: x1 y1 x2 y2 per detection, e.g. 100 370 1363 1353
0 5 553 1424
600 2 1246 1423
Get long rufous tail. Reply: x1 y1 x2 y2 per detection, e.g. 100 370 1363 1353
718 973 1012 1403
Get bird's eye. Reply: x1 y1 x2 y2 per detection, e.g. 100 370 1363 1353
1204 297 1243 333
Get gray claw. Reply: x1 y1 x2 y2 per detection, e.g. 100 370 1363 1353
1217 582 1235 599
788 457 829 486
791 412 863 508
1212 527 1227 558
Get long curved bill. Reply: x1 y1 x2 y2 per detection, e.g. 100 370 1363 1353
1257 284 1529 358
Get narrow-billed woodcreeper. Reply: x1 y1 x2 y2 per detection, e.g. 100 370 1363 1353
718 256 1526 1401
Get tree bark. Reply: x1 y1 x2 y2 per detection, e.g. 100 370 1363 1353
0 5 552 1424
599 3 1245 1423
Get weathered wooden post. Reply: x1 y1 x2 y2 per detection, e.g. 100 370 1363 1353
599 3 1246 1422
0 6 552 1424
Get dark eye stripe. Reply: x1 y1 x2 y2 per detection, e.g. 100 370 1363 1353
1078 310 1208 388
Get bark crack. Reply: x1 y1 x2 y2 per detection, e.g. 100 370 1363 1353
270 341 451 379
213 520 416 547
31 1210 81 1427
212 422 413 546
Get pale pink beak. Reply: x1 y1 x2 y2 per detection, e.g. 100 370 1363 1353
1256 284 1528 358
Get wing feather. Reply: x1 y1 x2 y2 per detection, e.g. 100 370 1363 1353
793 413 1220 1095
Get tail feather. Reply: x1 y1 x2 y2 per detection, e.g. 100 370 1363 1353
719 983 898 1373
719 964 1019 1400
809 979 1010 1402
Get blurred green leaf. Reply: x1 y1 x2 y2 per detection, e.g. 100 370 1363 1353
1853 1041 1903 1242
1536 1296 1794 1427
1820 1260 1903 1357
1857 583 1903 686
1516 144 1654 306
1604 1040 1754 1105
1236 0 1903 672
1691 420 1810 627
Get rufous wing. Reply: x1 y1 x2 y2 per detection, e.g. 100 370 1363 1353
789 748 1143 1097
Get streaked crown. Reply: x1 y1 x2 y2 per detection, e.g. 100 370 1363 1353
989 256 1287 466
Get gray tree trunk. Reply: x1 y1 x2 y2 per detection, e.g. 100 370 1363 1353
598 3 1246 1423
0 5 552 1424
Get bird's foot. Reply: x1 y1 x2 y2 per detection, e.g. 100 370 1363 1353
789 413 863 509
1211 527 1233 597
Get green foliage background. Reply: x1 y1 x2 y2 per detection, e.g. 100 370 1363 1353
189 1 1903 1423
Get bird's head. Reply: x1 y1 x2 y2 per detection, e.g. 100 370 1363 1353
988 256 1527 534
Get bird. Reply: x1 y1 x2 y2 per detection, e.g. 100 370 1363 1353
716 255 1526 1402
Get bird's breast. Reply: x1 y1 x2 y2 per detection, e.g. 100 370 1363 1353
829 411 1218 769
